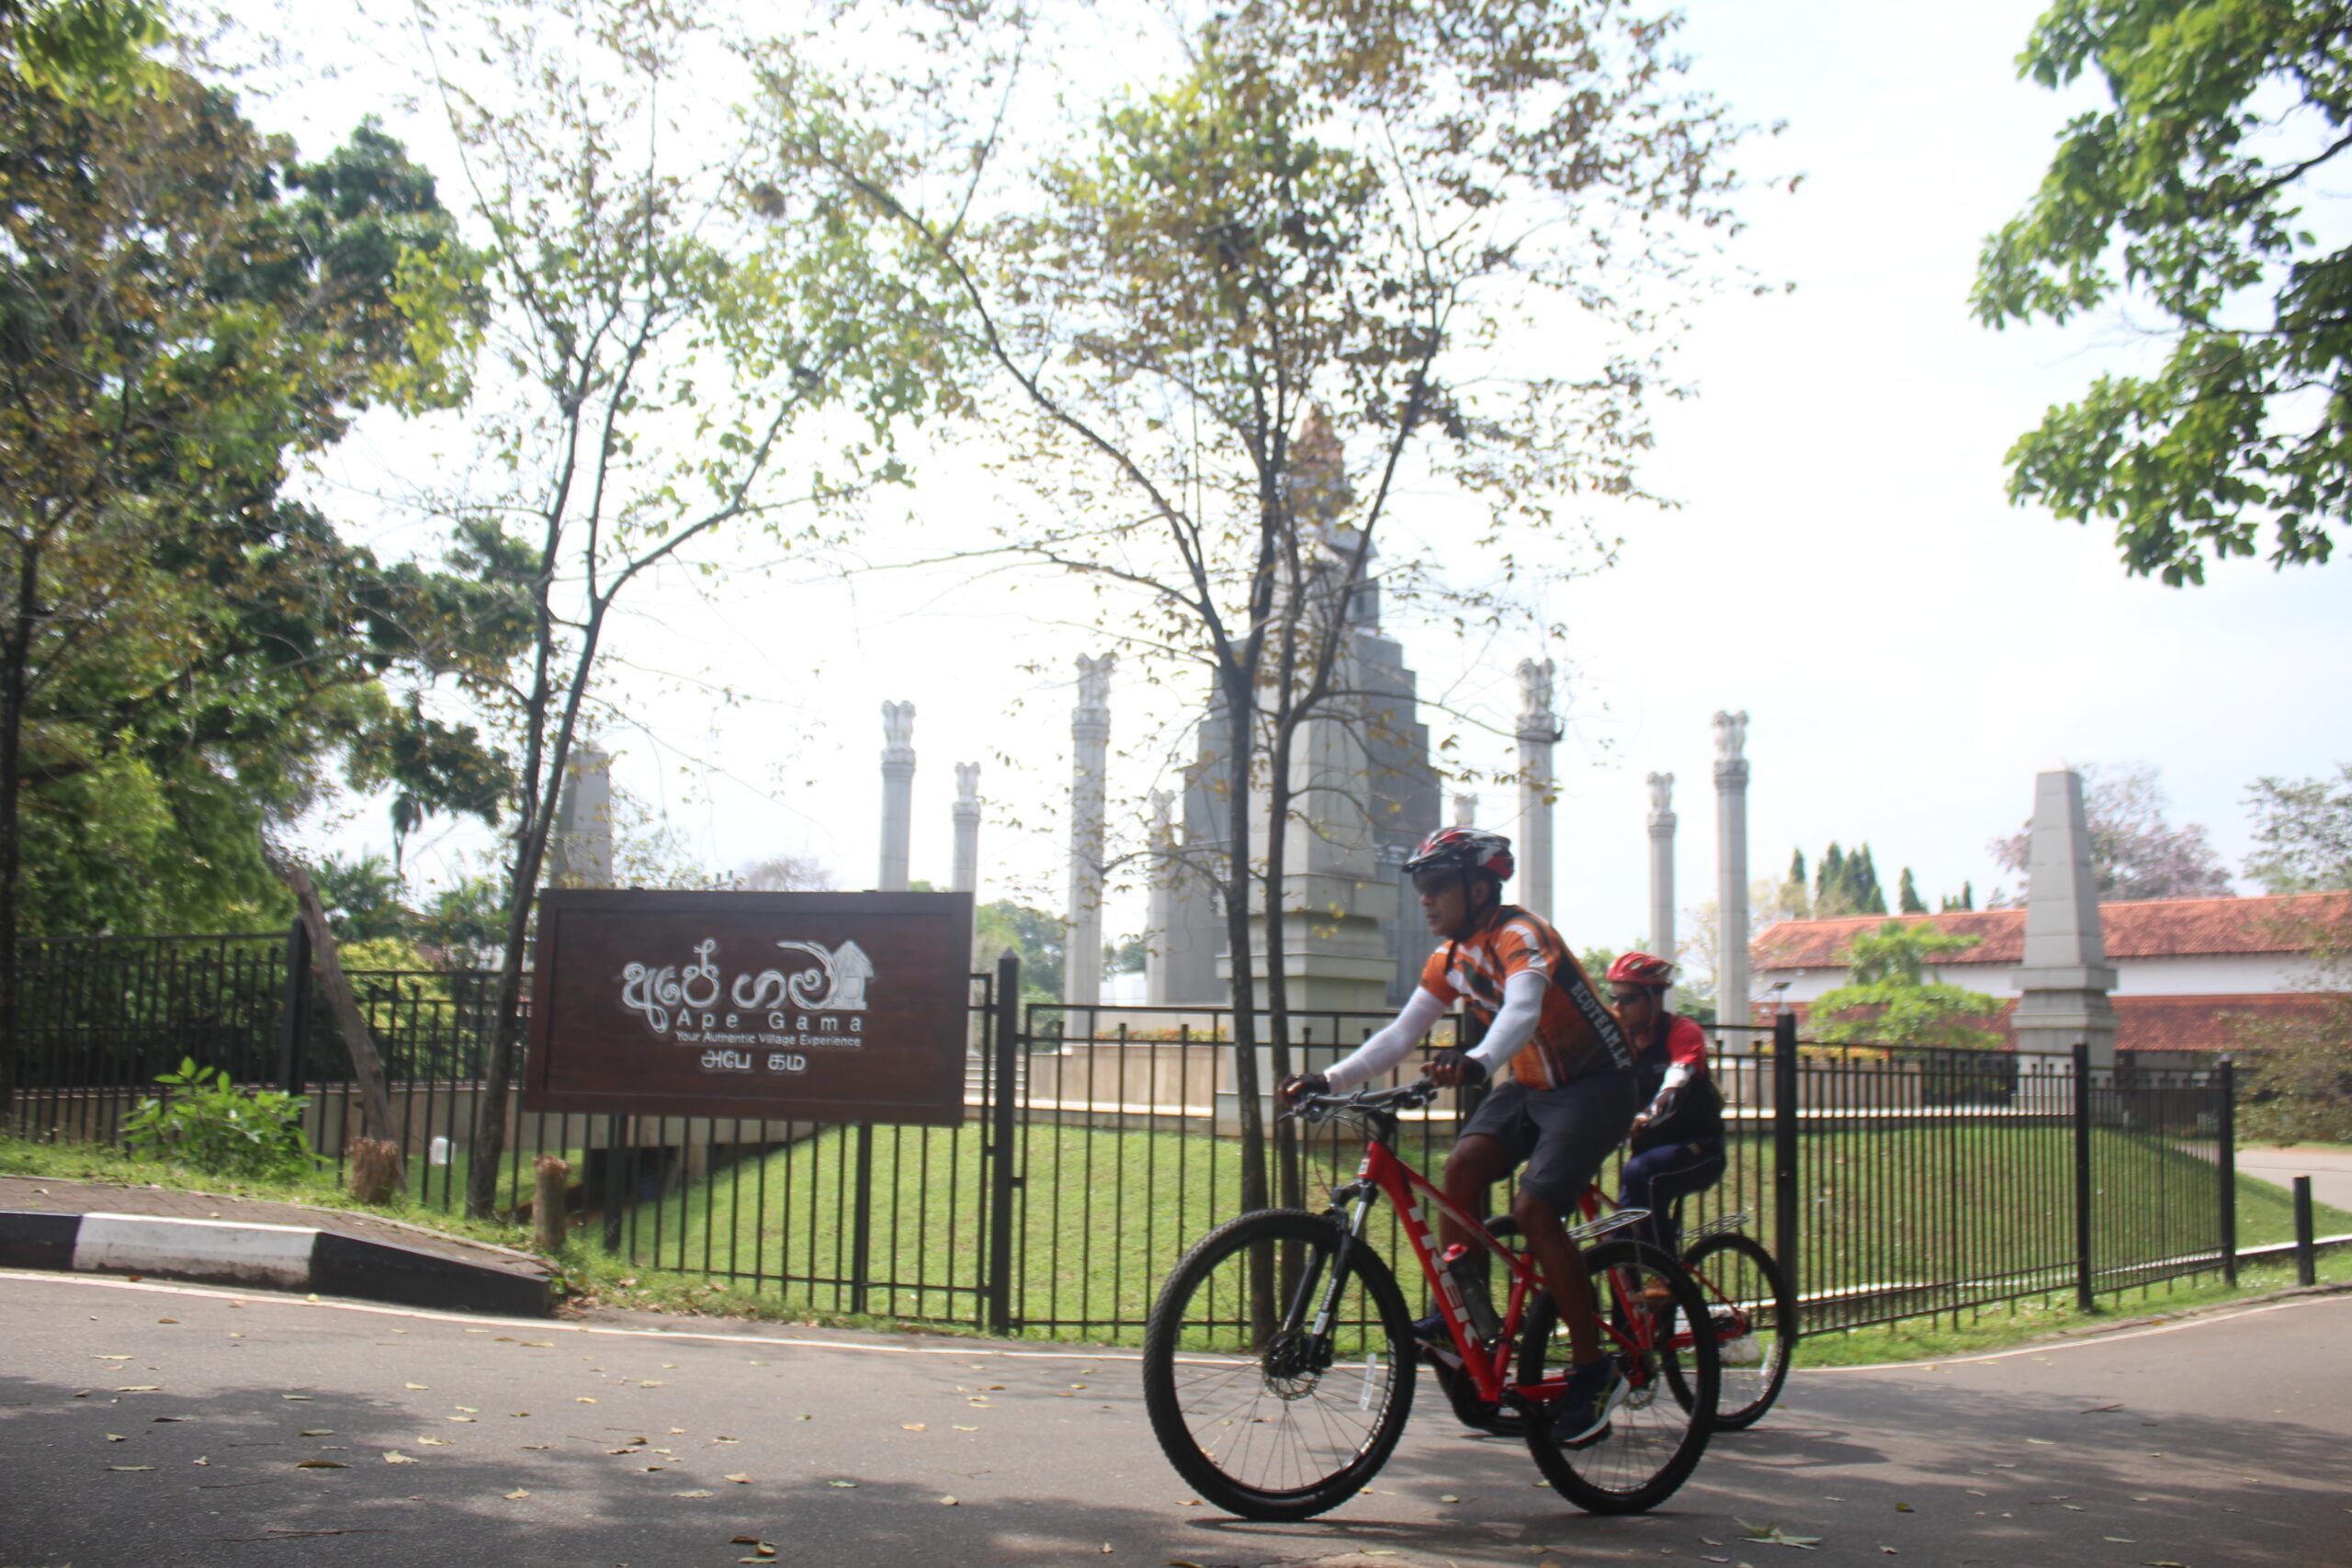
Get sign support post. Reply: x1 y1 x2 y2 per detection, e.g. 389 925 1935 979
987 952 1022 1334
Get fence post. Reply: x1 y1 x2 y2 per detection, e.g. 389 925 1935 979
602 1114 626 1251
2072 1042 2095 1314
2216 1055 2238 1288
276 919 311 1095
2292 1176 2316 1288
850 1123 876 1317
1771 1012 1799 1309
986 952 1022 1335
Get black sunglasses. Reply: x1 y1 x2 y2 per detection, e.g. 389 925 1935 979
1610 991 1655 1007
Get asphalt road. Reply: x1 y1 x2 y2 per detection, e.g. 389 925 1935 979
2236 1145 2352 1216
1 1270 2345 1568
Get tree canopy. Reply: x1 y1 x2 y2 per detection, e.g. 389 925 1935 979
1988 762 2233 902
1975 0 2352 582
2243 761 2352 893
1809 921 2003 1051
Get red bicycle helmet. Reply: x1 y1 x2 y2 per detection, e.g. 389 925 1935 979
1606 951 1677 989
1404 826 1515 884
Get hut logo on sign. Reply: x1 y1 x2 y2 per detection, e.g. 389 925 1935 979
619 937 876 1069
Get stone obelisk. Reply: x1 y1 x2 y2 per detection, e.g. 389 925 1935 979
2011 769 2120 1066
548 741 615 888
951 762 981 895
1713 711 1750 1043
1146 788 1177 1005
878 701 916 892
1646 771 1676 972
1515 660 1559 921
1065 653 1115 1008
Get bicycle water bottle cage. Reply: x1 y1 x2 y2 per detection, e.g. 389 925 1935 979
1686 1211 1752 1244
1566 1208 1650 1247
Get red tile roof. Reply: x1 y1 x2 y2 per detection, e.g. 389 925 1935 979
1754 892 2350 970
1763 991 2342 1054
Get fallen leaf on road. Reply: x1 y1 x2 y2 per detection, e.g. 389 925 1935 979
503 1488 529 1500
105 1465 153 1472
2025 1438 2053 1445
954 1425 978 1432
107 1433 126 1441
2081 1404 2122 1413
1736 1520 1821 1550
416 1438 451 1446
295 1460 348 1470
445 1416 475 1423
1893 1504 1913 1513
1440 1494 1462 1503
827 1480 854 1488
940 1495 959 1506
281 1395 312 1402
406 1383 429 1390
795 1413 811 1420
577 1397 597 1404
673 1489 713 1498
725 1473 753 1484
902 1423 927 1431
118 1385 159 1392
299 1429 334 1437
640 1381 665 1388
2104 1539 2135 1544
192 1457 208 1466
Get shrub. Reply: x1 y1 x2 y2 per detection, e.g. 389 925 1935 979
121 1059 313 1179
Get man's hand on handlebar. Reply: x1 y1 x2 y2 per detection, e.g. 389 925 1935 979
1278 1072 1331 1107
1425 1047 1488 1089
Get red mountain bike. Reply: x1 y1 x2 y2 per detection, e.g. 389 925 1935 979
1140 1081 1720 1521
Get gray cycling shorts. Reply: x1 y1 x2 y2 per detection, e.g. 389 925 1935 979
1457 1070 1641 1215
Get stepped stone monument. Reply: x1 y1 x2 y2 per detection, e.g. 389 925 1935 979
547 741 614 889
2011 769 2119 1065
1153 408 1442 1012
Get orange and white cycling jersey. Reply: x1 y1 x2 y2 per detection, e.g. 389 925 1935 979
1419 905 1632 1089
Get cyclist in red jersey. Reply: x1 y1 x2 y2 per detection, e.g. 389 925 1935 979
1280 827 1639 1446
1605 953 1727 1262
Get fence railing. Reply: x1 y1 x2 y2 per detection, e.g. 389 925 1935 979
5 931 2249 1341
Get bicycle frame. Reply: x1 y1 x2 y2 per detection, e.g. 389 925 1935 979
1318 1123 1654 1413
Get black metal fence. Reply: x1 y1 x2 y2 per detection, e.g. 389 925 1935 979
6 931 2248 1341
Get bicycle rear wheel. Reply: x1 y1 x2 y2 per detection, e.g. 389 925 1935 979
1677 1231 1794 1430
1141 1209 1415 1521
1519 1238 1717 1513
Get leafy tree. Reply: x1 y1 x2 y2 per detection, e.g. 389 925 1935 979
1897 866 1928 915
314 854 413 944
1108 933 1148 976
1989 762 2233 902
408 0 959 1218
2231 909 2352 1142
1939 881 1976 912
975 899 1064 1005
1781 849 1810 919
0 6 492 1107
1809 921 2003 1051
2244 763 2352 893
412 866 510 971
1974 0 2352 581
1810 840 1886 917
775 0 1759 1226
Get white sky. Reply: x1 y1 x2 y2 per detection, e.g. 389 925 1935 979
252 0 2349 974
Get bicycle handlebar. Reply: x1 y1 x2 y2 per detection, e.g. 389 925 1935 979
1281 1078 1442 1126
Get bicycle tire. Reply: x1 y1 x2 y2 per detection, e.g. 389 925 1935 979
1676 1231 1794 1430
1141 1209 1416 1521
1519 1237 1717 1513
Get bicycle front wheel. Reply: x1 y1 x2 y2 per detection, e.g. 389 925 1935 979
1519 1237 1718 1513
1141 1209 1416 1521
1678 1231 1794 1430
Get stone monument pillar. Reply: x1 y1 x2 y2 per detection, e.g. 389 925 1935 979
1065 653 1115 1008
1515 660 1559 921
2012 769 2120 1066
548 740 615 888
1646 771 1676 971
1146 788 1178 1005
878 701 916 892
1713 711 1751 1043
951 762 981 895
1453 792 1478 828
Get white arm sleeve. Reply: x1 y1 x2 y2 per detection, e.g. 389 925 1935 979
1464 969 1549 1080
1323 987 1452 1094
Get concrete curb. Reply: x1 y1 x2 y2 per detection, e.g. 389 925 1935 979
0 1210 549 1316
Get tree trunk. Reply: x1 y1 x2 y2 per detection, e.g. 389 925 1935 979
1263 708 1303 1215
1219 668 1273 1337
0 536 40 1118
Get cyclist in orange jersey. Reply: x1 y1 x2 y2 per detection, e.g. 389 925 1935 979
1280 826 1639 1446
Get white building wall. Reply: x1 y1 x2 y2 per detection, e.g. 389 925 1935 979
1767 950 2323 1006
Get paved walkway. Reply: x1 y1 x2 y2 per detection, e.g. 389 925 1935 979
2235 1144 2352 1214
0 1269 2342 1567
0 1176 552 1280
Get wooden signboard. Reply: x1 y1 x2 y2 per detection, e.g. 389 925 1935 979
522 889 976 1125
